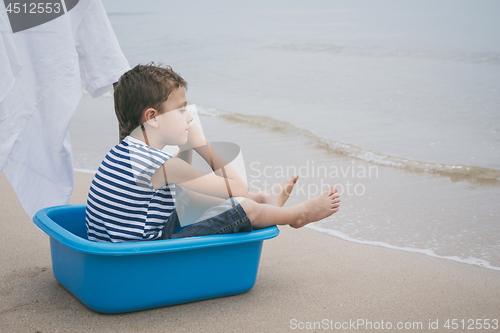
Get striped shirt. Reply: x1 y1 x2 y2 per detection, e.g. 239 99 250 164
85 136 175 243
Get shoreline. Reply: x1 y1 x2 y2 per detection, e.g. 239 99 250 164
306 224 500 272
1 170 499 332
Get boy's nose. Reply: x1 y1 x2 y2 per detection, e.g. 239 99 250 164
186 111 194 123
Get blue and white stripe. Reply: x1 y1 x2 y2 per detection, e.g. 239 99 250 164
85 136 175 243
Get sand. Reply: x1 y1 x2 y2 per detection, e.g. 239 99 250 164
1 170 499 333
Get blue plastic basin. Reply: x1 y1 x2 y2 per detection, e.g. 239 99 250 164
33 204 279 313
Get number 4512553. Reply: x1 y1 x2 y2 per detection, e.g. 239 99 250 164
6 2 62 14
444 319 498 330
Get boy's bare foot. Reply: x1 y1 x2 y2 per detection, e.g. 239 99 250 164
263 175 299 207
290 187 340 229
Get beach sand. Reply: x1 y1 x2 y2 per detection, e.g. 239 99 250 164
1 170 499 333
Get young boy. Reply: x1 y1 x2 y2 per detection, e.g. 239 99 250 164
85 63 340 243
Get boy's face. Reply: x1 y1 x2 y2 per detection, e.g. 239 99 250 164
156 86 193 146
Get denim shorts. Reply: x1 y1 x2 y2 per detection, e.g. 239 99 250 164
162 187 252 240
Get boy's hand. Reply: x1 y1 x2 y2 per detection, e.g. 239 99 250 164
178 123 206 151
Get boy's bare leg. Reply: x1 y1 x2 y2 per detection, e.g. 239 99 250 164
236 186 340 229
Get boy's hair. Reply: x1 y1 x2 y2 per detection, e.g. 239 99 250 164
113 62 188 141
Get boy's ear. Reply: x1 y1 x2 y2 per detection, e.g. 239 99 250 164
144 108 159 128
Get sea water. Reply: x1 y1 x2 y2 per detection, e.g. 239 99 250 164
70 0 500 269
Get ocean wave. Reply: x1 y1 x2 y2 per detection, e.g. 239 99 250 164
196 104 500 183
267 43 500 66
306 224 500 271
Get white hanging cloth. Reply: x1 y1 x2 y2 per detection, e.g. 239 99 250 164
0 11 21 116
0 0 130 218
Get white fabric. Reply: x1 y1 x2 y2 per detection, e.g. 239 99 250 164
0 12 21 118
0 0 130 218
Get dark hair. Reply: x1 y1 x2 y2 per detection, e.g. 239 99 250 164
113 62 188 142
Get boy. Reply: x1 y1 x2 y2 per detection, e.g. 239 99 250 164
85 63 340 243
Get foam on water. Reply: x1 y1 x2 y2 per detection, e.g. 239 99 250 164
78 93 500 183
306 224 500 271
195 104 500 183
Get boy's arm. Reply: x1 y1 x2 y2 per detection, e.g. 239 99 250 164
193 143 242 183
150 123 248 198
176 149 193 165
178 123 244 185
154 157 248 199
